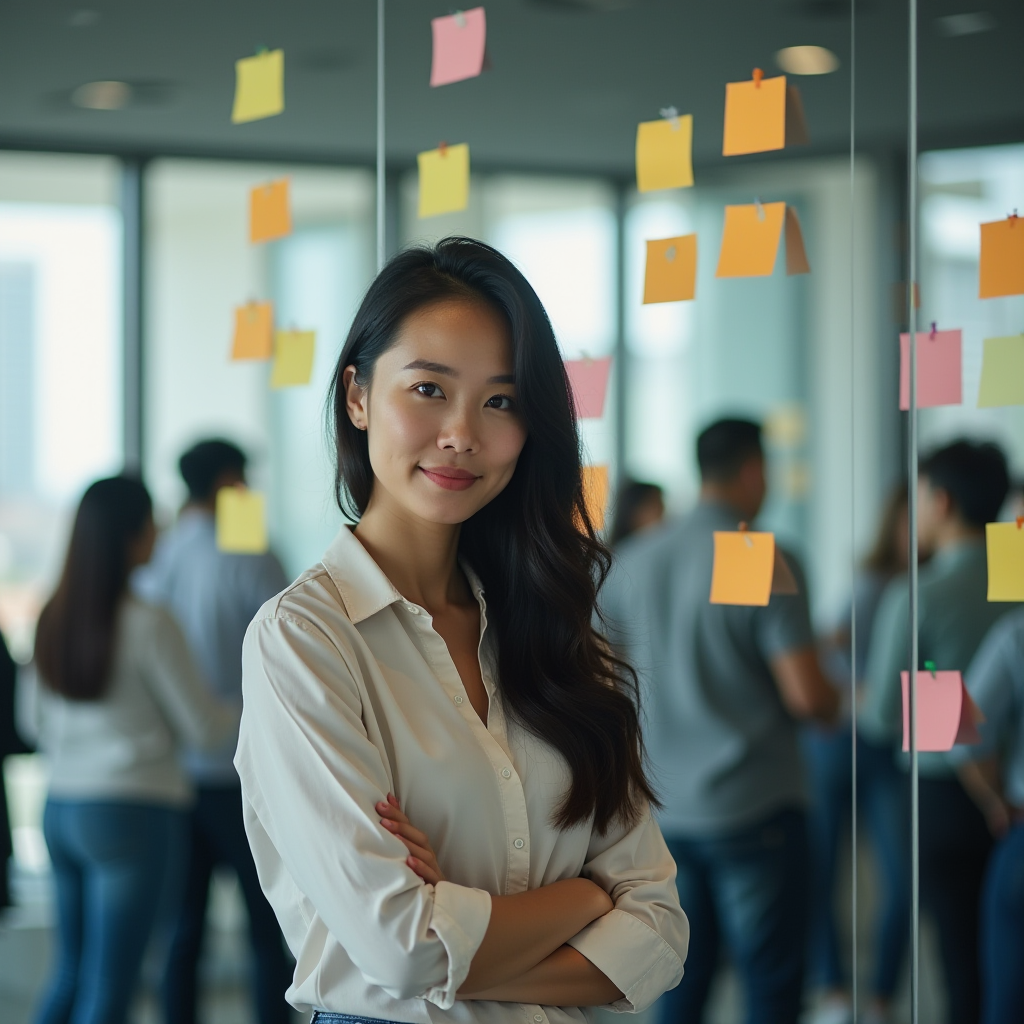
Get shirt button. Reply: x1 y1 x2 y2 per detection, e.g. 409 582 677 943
501 768 511 779
513 838 525 849
534 1015 544 1021
454 695 464 705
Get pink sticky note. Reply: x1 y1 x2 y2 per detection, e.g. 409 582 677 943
899 329 962 410
430 8 487 87
901 670 984 752
565 356 613 420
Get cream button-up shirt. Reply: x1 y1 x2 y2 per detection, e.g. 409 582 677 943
236 526 688 1022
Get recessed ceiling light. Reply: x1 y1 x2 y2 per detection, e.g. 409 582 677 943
936 12 995 36
71 81 132 110
776 45 840 75
68 9 99 28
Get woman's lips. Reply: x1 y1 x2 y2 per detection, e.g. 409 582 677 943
419 466 480 491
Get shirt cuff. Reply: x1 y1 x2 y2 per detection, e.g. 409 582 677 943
422 881 493 1009
567 908 684 1013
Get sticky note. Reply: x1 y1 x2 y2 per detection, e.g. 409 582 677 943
565 357 613 420
270 330 316 388
978 335 1024 406
635 115 694 193
716 202 785 277
250 180 291 244
582 465 610 531
722 73 808 157
644 235 697 303
418 144 470 218
216 488 268 554
784 207 810 275
901 670 983 752
986 521 1024 601
430 8 487 87
232 49 284 124
899 329 962 410
979 216 1024 298
710 530 775 606
231 302 273 360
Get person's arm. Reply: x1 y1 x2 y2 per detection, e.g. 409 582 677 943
858 581 909 743
462 946 623 1005
957 757 1010 837
770 647 840 724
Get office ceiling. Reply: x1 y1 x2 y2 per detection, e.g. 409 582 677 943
0 0 1021 175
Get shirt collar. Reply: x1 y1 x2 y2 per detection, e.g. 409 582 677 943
930 536 986 571
320 525 487 625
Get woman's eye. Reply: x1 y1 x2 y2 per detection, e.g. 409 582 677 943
485 394 515 411
415 382 444 398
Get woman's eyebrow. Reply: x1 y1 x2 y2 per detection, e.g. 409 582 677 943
403 359 515 385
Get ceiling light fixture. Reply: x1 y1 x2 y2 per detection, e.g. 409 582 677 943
936 12 995 36
775 45 840 75
71 81 132 110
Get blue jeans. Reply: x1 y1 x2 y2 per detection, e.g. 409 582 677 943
980 821 1024 1024
801 727 910 999
161 784 291 1024
659 807 808 1024
36 799 187 1024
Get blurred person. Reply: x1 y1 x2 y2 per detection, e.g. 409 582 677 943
804 484 912 1024
860 440 1017 1024
949 609 1024 1024
1 624 32 911
610 480 665 546
134 440 292 1024
603 418 839 1024
18 476 237 1024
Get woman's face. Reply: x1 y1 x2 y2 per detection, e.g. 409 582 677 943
345 298 528 526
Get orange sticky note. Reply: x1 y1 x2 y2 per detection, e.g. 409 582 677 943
565 357 613 420
643 234 697 303
784 207 810 275
716 202 785 277
216 488 268 554
710 530 775 606
635 115 694 193
430 8 487 87
582 465 610 531
899 329 962 410
250 179 291 244
986 521 1024 601
722 72 808 157
231 302 273 360
270 330 316 388
979 216 1024 298
901 670 983 752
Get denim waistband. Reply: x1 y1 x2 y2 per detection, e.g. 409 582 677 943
311 1014 406 1024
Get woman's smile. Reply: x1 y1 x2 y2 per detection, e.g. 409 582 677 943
418 465 481 491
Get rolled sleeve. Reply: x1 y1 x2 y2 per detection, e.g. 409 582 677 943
568 809 688 1012
424 880 493 1007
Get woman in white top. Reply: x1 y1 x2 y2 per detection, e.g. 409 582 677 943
23 475 237 1024
236 237 689 1024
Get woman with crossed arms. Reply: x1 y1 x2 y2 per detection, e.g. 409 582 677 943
236 237 689 1024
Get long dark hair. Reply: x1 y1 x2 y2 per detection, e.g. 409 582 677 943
328 237 657 832
34 476 153 700
862 481 908 576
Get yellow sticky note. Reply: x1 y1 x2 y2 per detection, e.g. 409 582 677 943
216 488 268 554
978 335 1024 407
582 465 610 531
979 217 1024 299
643 235 697 303
232 49 284 124
418 143 470 218
250 180 291 244
231 302 273 360
270 330 315 388
986 522 1024 601
710 531 775 606
716 202 786 277
635 115 694 193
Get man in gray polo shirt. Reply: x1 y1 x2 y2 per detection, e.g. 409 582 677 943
602 418 838 1024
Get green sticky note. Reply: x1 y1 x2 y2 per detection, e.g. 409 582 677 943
978 335 1024 407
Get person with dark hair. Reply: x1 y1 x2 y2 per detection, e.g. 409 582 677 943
610 480 665 546
602 417 839 1024
805 483 912 1024
134 438 292 1024
234 237 688 1023
860 438 1018 1024
19 475 237 1024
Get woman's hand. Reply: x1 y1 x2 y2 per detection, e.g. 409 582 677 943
376 793 446 884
